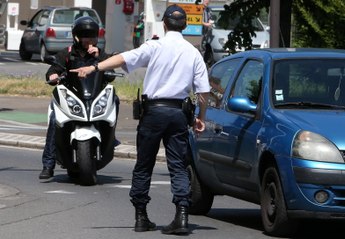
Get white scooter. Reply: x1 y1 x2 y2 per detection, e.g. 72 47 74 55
45 56 123 185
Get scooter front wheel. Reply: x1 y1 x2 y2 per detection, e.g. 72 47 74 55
76 139 97 186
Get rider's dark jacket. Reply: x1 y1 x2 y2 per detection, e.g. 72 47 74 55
45 45 110 82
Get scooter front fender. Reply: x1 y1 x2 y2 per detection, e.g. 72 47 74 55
70 125 101 144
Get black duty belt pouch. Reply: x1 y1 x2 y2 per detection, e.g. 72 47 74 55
133 88 142 120
182 97 196 127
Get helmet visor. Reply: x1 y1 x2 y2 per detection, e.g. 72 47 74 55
79 37 98 46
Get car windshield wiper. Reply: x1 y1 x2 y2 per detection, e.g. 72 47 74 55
275 102 345 109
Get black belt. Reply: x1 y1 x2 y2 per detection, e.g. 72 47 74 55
146 99 183 108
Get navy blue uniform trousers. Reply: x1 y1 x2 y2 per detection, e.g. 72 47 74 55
129 105 190 208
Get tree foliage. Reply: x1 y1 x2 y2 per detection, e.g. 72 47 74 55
195 0 345 54
292 0 345 48
218 0 269 53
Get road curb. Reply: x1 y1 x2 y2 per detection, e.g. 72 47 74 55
0 132 166 162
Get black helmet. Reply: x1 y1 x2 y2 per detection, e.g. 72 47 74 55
72 16 99 43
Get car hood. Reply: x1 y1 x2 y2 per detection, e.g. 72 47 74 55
277 110 345 148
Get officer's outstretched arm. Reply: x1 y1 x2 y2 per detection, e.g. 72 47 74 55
70 54 126 77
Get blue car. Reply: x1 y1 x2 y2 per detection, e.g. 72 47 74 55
188 48 345 237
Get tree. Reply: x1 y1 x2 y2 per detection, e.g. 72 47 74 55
292 0 345 49
196 0 345 55
195 0 293 53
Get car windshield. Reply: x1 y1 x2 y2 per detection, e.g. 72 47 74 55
211 9 264 31
53 9 100 25
272 59 345 109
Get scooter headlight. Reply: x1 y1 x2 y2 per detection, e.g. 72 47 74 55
92 88 111 117
66 96 77 107
61 89 84 117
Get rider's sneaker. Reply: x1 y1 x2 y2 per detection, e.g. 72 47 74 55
115 138 121 147
39 167 54 179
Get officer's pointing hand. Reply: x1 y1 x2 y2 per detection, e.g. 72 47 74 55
70 66 94 78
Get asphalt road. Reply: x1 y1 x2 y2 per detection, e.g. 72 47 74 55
0 146 275 239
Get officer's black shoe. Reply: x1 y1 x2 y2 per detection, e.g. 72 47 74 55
161 205 189 235
39 168 54 179
134 207 156 232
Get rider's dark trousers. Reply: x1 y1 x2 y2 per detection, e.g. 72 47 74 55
41 103 56 169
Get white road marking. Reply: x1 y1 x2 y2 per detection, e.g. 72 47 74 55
113 185 131 189
45 190 76 194
151 181 170 185
3 57 20 62
110 181 170 189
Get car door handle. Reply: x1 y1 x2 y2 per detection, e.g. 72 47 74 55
214 125 229 136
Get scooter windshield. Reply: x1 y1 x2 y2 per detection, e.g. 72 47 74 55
67 71 104 101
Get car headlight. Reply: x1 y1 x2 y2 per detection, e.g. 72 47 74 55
92 88 111 117
292 131 344 163
218 38 226 47
261 40 269 48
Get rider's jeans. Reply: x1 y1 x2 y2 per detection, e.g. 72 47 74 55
41 103 56 170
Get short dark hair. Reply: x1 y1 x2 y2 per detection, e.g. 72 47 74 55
162 5 187 32
164 15 186 32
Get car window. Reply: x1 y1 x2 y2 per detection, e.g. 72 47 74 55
30 10 49 27
52 10 100 25
230 60 263 105
273 59 345 107
208 58 241 108
39 11 50 25
212 10 264 31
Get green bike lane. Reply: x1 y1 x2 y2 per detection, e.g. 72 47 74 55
0 95 166 161
0 110 47 124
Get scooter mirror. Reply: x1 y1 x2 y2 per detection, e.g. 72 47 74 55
44 55 66 71
44 55 57 65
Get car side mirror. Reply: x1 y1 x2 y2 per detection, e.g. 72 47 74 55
265 25 270 32
20 20 28 26
227 96 257 113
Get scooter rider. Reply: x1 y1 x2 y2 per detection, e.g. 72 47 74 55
39 16 120 179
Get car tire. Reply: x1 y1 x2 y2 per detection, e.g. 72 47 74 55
260 166 298 237
187 164 214 215
19 42 32 61
40 44 49 62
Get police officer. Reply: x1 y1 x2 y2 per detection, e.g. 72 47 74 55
39 16 120 179
70 5 210 235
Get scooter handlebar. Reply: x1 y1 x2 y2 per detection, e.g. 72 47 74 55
46 75 66 86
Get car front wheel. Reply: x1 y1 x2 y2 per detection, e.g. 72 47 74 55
187 164 214 215
260 166 298 237
19 42 32 61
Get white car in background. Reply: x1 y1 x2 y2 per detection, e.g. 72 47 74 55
203 6 270 65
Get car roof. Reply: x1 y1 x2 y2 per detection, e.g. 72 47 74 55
40 6 95 11
223 48 345 60
209 5 225 10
